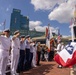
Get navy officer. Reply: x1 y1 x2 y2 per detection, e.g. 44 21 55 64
0 29 11 75
11 30 20 75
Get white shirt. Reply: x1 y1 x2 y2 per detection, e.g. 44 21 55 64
0 35 11 57
11 37 20 53
33 45 37 53
20 41 25 50
30 43 34 53
0 35 11 50
25 39 30 49
61 45 64 50
56 43 61 53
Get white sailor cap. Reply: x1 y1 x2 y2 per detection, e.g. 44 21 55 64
20 35 25 38
3 29 10 33
14 30 20 35
25 35 30 38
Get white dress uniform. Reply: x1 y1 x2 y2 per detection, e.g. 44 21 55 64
61 44 64 50
32 44 37 67
56 43 62 54
30 43 34 53
0 35 11 75
56 43 62 68
11 37 20 75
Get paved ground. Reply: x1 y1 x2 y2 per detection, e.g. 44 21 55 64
70 67 76 75
21 61 70 75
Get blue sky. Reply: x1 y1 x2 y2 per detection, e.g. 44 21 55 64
0 0 76 36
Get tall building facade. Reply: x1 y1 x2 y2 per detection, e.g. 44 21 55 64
10 8 45 38
10 9 29 35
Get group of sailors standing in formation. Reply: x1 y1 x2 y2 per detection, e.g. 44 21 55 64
0 29 65 75
0 29 48 75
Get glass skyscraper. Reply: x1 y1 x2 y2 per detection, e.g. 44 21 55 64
10 9 29 35
10 8 45 38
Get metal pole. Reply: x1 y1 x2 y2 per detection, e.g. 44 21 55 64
4 20 6 30
71 25 74 42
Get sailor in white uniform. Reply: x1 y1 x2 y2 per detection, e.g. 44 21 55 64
0 29 11 75
56 41 62 68
11 30 20 75
32 41 37 67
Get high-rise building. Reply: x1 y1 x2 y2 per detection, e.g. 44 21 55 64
10 9 29 35
10 8 45 38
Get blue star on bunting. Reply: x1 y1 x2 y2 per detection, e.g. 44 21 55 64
65 44 74 54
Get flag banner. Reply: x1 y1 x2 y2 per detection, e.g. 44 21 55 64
50 28 53 39
46 25 53 51
57 29 61 43
54 42 76 67
46 27 50 51
46 39 50 52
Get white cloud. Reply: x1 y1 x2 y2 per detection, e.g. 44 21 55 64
31 0 65 10
35 25 57 33
29 21 42 30
29 20 57 33
31 0 76 23
48 0 76 23
35 26 47 32
62 35 71 38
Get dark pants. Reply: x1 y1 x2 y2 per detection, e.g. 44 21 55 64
17 50 25 73
29 52 33 68
37 51 41 65
48 51 54 61
24 48 30 70
41 51 45 61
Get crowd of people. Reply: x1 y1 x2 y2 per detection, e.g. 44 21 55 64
0 29 65 75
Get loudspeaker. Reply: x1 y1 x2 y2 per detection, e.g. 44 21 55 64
73 26 76 38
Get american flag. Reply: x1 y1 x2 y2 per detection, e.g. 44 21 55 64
46 25 50 51
46 24 53 51
45 25 50 40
